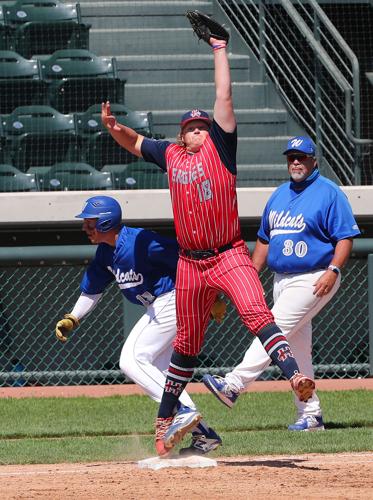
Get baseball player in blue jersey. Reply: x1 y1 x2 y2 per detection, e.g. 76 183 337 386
203 136 361 430
55 195 222 455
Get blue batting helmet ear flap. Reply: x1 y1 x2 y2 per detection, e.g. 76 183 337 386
75 196 122 233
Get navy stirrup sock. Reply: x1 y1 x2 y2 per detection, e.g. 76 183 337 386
158 351 197 418
258 324 300 380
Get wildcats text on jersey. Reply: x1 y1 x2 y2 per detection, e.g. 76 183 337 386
107 266 144 289
269 210 306 237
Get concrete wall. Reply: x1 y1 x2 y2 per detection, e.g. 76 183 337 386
0 186 372 227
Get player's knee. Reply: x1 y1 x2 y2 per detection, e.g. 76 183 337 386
241 312 276 335
119 346 147 377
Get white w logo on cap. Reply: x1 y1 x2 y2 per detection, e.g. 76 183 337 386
291 138 303 148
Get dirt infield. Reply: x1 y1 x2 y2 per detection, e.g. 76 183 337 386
0 380 372 499
0 453 372 499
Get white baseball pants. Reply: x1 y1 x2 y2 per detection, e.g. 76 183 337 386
225 269 341 417
118 289 196 409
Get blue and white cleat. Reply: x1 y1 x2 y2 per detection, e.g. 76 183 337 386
202 374 239 408
288 415 325 431
179 424 222 456
163 407 202 450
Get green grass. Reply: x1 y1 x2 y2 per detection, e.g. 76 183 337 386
0 390 372 464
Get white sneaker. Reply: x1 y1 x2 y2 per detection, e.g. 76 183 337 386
288 415 325 431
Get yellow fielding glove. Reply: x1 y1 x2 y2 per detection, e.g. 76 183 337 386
55 314 79 342
210 297 227 324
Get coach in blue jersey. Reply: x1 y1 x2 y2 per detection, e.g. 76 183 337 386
55 195 222 455
203 136 360 431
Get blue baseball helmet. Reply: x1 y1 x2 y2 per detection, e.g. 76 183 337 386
75 196 122 232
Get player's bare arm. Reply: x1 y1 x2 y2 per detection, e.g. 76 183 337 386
212 38 236 133
313 238 353 296
101 101 144 157
251 238 269 273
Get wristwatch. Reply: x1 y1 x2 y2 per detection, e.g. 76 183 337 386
328 265 340 275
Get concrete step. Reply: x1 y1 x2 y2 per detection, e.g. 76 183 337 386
152 109 290 137
115 54 250 84
82 14 191 29
89 28 217 56
79 0 211 13
80 0 212 28
125 82 269 110
236 164 288 187
236 136 290 164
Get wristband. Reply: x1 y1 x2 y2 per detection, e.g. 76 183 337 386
328 265 340 275
212 44 226 51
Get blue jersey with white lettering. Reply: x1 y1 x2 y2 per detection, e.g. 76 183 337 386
258 170 360 273
80 226 178 306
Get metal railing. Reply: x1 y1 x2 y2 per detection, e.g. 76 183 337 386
217 0 372 184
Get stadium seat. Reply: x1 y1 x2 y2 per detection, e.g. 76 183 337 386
36 162 112 190
0 5 13 50
105 161 169 190
0 119 8 163
2 105 79 169
0 163 37 191
3 0 90 58
40 49 124 113
76 103 152 168
366 72 373 86
0 50 46 113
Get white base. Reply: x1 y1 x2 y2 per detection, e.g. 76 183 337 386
138 455 217 470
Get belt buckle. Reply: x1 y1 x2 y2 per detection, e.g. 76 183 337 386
192 249 214 260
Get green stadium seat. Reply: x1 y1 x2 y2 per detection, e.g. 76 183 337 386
76 103 153 168
0 119 8 163
0 163 37 191
105 161 168 190
76 103 154 137
0 5 14 50
0 50 46 113
366 72 373 86
36 162 112 191
40 49 124 113
3 105 79 169
3 0 90 58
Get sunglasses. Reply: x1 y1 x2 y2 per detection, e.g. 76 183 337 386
287 154 313 162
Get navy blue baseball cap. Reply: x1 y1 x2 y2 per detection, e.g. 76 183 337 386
283 136 316 156
180 109 211 129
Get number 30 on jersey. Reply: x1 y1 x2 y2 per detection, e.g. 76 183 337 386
282 239 308 258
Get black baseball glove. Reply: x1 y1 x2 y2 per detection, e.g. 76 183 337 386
186 10 230 46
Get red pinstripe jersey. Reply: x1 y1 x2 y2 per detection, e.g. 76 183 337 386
165 137 239 249
141 122 242 250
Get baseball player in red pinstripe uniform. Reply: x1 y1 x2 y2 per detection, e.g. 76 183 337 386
102 33 315 457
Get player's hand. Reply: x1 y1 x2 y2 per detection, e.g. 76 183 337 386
313 271 337 297
210 297 227 324
101 101 121 131
55 314 79 342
